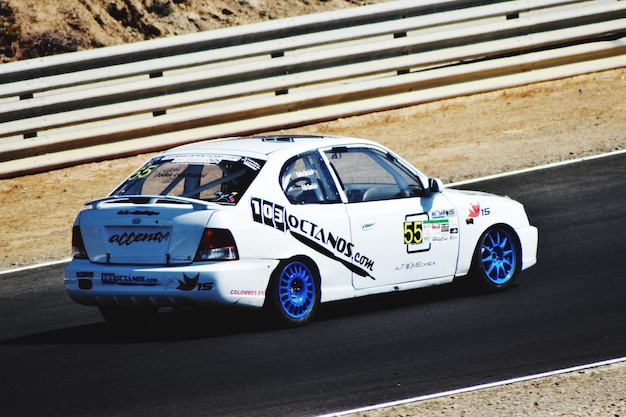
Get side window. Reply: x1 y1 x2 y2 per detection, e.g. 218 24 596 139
281 151 341 204
324 147 424 202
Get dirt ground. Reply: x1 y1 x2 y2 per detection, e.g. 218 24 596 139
1 0 393 62
1 1 625 415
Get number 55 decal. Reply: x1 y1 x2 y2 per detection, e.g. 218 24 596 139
128 165 158 180
404 213 430 253
404 221 423 244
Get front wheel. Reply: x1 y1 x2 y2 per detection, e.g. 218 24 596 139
266 259 320 328
471 226 521 292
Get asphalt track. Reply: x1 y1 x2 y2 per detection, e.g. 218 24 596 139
1 152 625 417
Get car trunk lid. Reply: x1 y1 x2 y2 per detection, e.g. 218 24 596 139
78 196 218 265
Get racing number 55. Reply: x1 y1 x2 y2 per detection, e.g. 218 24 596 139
129 165 158 180
403 221 423 245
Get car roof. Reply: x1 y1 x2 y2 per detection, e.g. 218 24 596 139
161 134 378 159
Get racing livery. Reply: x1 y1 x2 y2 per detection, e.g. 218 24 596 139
64 135 538 327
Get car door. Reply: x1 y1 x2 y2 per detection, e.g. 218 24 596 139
277 150 356 286
323 146 460 290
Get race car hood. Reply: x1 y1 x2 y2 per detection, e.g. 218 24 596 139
443 187 515 202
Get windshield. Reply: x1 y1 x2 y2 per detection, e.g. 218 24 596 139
111 153 265 205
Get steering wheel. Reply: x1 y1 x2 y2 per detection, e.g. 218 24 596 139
285 176 312 194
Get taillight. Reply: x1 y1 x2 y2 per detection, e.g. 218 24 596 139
72 226 89 259
194 228 239 261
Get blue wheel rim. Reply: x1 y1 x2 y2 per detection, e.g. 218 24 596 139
479 228 517 285
278 262 316 319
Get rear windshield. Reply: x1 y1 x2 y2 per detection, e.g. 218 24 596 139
111 153 265 205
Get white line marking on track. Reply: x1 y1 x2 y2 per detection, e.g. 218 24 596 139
0 258 70 276
316 356 626 417
449 148 626 187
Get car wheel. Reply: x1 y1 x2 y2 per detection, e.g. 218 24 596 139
266 258 320 328
471 226 520 292
99 306 157 327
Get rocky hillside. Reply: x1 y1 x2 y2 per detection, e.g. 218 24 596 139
1 0 388 62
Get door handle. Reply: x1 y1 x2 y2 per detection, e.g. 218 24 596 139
361 220 375 230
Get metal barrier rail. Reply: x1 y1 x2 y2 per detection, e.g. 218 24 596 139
0 0 624 178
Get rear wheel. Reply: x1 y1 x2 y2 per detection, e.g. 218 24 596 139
266 258 320 328
471 226 520 292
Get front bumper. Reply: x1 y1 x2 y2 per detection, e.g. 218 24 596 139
517 225 539 271
64 258 279 309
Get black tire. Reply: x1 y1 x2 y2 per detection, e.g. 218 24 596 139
470 225 521 292
265 258 320 328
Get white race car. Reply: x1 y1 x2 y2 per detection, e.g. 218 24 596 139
65 135 538 327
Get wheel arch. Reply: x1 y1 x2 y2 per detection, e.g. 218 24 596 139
264 254 321 298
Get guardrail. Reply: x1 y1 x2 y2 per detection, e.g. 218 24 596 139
1 0 625 178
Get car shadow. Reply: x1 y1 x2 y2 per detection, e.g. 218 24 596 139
0 308 272 345
316 280 486 322
1 280 511 346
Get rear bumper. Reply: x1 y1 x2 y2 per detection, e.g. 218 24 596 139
64 258 279 309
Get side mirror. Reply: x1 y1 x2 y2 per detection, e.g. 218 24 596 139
428 178 444 193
